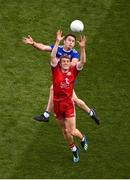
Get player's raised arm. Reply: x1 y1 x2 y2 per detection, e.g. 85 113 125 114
22 35 51 52
77 36 86 69
51 30 64 66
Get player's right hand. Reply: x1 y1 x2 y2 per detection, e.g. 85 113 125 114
22 35 34 45
56 30 64 43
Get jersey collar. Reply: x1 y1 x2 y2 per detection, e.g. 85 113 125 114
63 48 72 53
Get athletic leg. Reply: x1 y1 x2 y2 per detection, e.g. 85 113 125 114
55 117 80 163
65 116 88 151
73 90 100 125
46 84 54 113
55 118 74 146
65 116 83 140
33 85 54 122
73 90 90 113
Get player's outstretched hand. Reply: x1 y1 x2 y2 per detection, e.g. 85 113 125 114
56 30 64 43
22 35 34 45
77 36 87 48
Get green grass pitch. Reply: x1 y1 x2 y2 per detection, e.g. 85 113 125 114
0 0 130 178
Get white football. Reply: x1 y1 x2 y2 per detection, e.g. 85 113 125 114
70 20 84 32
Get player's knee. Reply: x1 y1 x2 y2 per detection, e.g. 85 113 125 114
64 128 69 135
70 129 76 136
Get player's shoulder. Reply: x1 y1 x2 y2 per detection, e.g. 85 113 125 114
72 48 79 54
50 45 63 49
58 45 63 49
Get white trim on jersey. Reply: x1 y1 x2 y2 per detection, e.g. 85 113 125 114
63 48 71 53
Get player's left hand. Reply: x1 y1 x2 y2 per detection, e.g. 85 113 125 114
22 35 34 45
77 36 87 48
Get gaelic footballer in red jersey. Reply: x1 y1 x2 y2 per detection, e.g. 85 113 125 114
51 55 81 119
50 30 88 163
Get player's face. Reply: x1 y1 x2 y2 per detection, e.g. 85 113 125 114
60 58 71 71
64 36 76 50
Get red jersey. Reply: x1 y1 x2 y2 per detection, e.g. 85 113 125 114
51 63 79 102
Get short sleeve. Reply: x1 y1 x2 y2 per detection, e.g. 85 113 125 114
50 45 54 51
72 49 79 59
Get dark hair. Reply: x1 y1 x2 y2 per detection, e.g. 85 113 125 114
64 33 76 40
60 55 71 61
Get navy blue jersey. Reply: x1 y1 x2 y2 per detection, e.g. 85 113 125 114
50 45 79 61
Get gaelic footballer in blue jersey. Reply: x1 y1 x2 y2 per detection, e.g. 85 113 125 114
50 45 79 60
